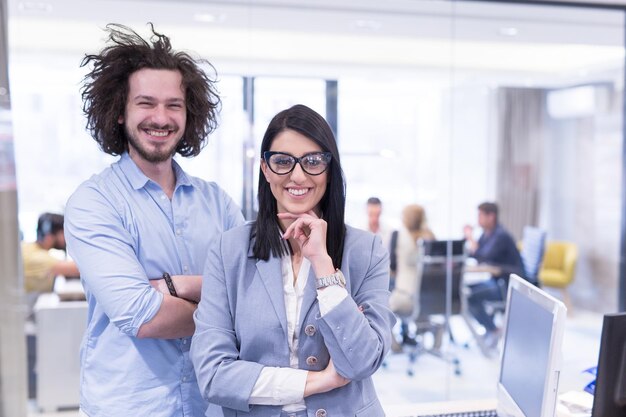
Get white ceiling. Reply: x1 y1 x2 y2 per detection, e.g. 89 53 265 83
6 0 626 83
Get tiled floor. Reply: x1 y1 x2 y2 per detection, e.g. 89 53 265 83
28 310 603 417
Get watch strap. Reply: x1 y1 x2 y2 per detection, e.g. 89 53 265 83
315 269 346 289
162 272 178 297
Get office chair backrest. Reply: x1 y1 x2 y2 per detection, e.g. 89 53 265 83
417 239 466 322
421 239 465 260
520 226 547 285
389 229 399 275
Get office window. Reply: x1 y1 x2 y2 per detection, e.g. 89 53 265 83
176 74 246 207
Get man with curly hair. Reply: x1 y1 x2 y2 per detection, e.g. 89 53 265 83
64 23 244 416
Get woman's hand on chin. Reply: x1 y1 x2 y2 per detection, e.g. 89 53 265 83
279 211 335 275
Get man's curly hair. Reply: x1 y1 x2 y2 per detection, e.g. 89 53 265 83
80 23 220 157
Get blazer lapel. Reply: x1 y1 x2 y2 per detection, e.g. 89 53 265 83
256 258 288 335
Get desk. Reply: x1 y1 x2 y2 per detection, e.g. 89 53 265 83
384 397 585 417
384 399 497 417
34 293 87 412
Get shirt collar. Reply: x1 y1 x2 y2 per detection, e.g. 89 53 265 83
119 152 193 190
172 158 193 188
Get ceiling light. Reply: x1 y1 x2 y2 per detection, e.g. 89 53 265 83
193 13 224 24
498 27 518 37
353 19 382 31
379 149 396 158
18 2 52 13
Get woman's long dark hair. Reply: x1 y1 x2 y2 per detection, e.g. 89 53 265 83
252 104 346 269
80 23 220 157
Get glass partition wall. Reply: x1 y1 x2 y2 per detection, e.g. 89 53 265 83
6 0 625 411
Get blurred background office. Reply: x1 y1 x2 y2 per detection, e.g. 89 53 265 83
8 0 624 312
1 0 626 415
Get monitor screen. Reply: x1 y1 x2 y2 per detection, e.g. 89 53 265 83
498 274 567 417
591 313 626 417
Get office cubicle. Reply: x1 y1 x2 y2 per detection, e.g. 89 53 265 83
5 0 625 410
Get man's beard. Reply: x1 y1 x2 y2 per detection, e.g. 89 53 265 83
125 123 181 163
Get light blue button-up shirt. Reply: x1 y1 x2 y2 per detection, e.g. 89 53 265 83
65 152 244 417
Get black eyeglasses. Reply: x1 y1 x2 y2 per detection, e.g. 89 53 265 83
263 151 332 176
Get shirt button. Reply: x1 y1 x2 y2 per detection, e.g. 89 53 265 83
176 229 182 236
304 325 316 336
182 339 187 345
160 195 166 200
315 409 327 417
306 356 318 366
182 376 187 382
183 265 188 272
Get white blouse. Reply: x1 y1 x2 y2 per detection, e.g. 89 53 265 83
249 255 348 411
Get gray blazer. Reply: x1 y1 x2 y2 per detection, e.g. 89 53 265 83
191 223 394 417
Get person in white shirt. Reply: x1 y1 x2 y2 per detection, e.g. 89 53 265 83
366 196 392 249
190 104 394 417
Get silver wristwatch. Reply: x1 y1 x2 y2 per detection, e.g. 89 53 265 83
315 269 346 289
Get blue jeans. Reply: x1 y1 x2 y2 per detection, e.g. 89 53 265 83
467 279 504 332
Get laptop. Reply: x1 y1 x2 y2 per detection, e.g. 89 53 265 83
394 274 567 417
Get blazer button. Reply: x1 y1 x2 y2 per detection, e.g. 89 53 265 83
304 324 316 336
315 409 327 417
306 356 318 366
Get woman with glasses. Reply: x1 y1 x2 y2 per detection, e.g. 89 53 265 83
191 104 394 417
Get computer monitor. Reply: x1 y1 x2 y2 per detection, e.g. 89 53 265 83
591 312 626 417
497 274 567 417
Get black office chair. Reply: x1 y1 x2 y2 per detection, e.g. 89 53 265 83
403 239 465 376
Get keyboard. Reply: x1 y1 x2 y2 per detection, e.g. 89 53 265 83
413 410 498 417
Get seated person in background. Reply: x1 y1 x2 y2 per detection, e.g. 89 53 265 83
366 196 392 249
463 201 524 347
389 204 435 346
22 213 80 314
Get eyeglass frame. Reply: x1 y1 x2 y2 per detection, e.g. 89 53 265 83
262 151 332 176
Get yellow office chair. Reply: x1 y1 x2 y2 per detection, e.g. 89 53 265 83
538 241 578 310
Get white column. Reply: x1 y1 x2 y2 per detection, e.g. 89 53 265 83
0 0 28 415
